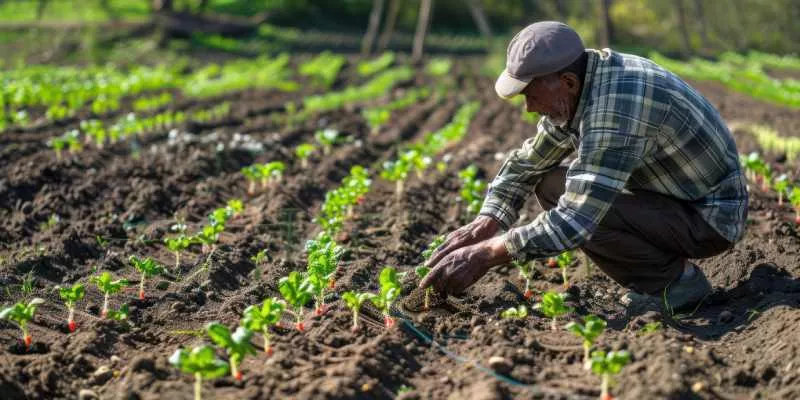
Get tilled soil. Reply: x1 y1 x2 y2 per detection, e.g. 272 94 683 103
1 57 799 400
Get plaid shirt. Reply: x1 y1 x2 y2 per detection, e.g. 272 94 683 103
481 49 748 260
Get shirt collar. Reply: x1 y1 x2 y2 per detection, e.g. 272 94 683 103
567 49 601 133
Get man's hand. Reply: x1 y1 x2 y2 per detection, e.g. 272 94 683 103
424 215 501 269
419 235 512 294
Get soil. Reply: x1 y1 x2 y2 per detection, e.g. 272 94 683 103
1 55 799 400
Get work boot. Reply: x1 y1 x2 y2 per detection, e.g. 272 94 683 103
621 264 712 317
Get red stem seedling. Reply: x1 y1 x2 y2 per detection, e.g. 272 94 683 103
278 271 313 332
369 267 404 328
241 298 285 356
58 283 85 332
342 291 375 332
590 350 631 400
556 251 574 290
0 298 44 351
129 256 165 300
566 315 607 370
514 260 535 300
533 291 573 331
304 233 343 316
169 345 229 400
789 187 800 224
90 272 129 318
206 323 256 382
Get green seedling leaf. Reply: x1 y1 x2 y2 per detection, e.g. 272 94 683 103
500 305 528 319
278 271 313 331
342 291 375 332
90 272 129 318
206 322 256 381
533 291 573 331
370 266 404 328
0 298 44 350
566 315 607 369
590 350 631 400
129 255 165 300
169 345 229 400
241 298 285 356
58 283 85 332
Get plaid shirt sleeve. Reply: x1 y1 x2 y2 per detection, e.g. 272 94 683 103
502 94 653 259
479 117 576 230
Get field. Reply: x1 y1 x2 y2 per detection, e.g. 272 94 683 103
1 40 800 400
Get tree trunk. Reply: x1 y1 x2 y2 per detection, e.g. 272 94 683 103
378 0 400 50
596 0 614 48
361 0 385 56
412 0 433 63
692 0 710 52
465 0 492 39
675 0 693 56
36 0 49 20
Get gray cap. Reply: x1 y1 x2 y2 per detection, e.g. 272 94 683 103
495 21 585 99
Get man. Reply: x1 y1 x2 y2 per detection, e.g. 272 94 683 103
419 21 748 313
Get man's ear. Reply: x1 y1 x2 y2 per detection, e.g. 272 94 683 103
560 72 581 96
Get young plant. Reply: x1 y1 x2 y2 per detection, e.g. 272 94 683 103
362 108 390 135
295 143 316 169
458 165 487 216
590 350 631 400
278 271 313 332
566 315 608 369
415 234 444 310
556 251 574 289
259 161 285 189
514 260 535 300
342 291 375 332
169 345 229 400
0 298 45 350
315 128 342 155
129 255 165 300
241 298 285 356
165 235 192 270
369 267 403 328
533 291 573 331
790 187 800 224
774 174 789 206
500 304 528 319
106 304 130 322
90 271 129 318
58 283 85 332
206 323 256 381
240 165 261 196
381 158 410 199
47 130 82 161
304 233 343 316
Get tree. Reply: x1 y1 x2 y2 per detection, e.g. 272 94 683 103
412 0 433 63
596 0 614 47
361 0 385 56
465 0 492 40
378 0 400 50
675 0 693 56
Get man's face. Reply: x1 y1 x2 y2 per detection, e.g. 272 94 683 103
521 73 581 127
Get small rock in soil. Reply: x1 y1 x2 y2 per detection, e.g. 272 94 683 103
78 389 98 400
718 310 735 324
488 356 513 375
155 280 170 290
91 365 113 385
130 356 155 373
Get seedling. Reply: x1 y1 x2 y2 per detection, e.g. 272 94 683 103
774 174 789 206
165 235 192 270
304 233 343 315
514 260 535 299
566 315 607 369
106 304 130 322
639 321 662 335
315 128 342 155
90 271 129 318
169 345 229 400
295 143 316 169
369 267 403 328
342 291 375 332
250 249 269 265
790 187 800 224
416 235 445 310
500 305 528 319
259 161 285 188
47 129 82 160
457 165 487 215
556 251 574 289
206 323 256 381
278 271 313 332
58 283 85 332
363 108 390 135
0 298 44 350
226 199 244 217
590 350 631 400
241 298 285 356
129 256 165 300
381 158 410 199
402 149 432 178
241 165 261 196
533 291 573 331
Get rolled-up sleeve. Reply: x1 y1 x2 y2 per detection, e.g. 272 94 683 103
479 117 576 230
503 98 652 259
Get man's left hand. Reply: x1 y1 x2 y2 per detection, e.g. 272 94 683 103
419 236 513 294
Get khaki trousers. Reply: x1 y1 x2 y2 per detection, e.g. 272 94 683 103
534 167 733 294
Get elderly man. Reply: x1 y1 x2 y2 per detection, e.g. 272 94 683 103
420 21 748 313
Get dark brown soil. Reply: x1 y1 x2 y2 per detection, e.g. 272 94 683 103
1 57 799 400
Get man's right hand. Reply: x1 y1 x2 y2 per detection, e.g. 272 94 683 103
424 215 501 269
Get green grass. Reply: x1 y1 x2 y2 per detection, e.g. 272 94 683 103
0 0 149 23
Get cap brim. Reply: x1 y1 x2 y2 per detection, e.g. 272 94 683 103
495 69 530 99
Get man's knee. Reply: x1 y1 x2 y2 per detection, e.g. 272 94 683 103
534 167 567 210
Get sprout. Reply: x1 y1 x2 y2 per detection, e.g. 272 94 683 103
304 233 343 316
315 128 341 155
369 267 404 328
566 315 607 369
129 256 165 300
240 165 261 196
47 130 82 161
278 271 314 332
789 187 800 224
342 291 374 332
241 298 285 356
381 158 410 199
556 251 574 289
226 199 244 217
295 143 316 169
90 271 129 318
169 345 229 400
514 260 535 300
206 323 256 381
362 108 390 135
457 165 487 216
0 298 45 351
500 304 528 319
105 304 130 322
401 149 432 179
58 283 85 333
165 235 192 270
259 161 285 189
533 291 573 331
774 174 789 206
416 234 444 310
590 350 631 400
